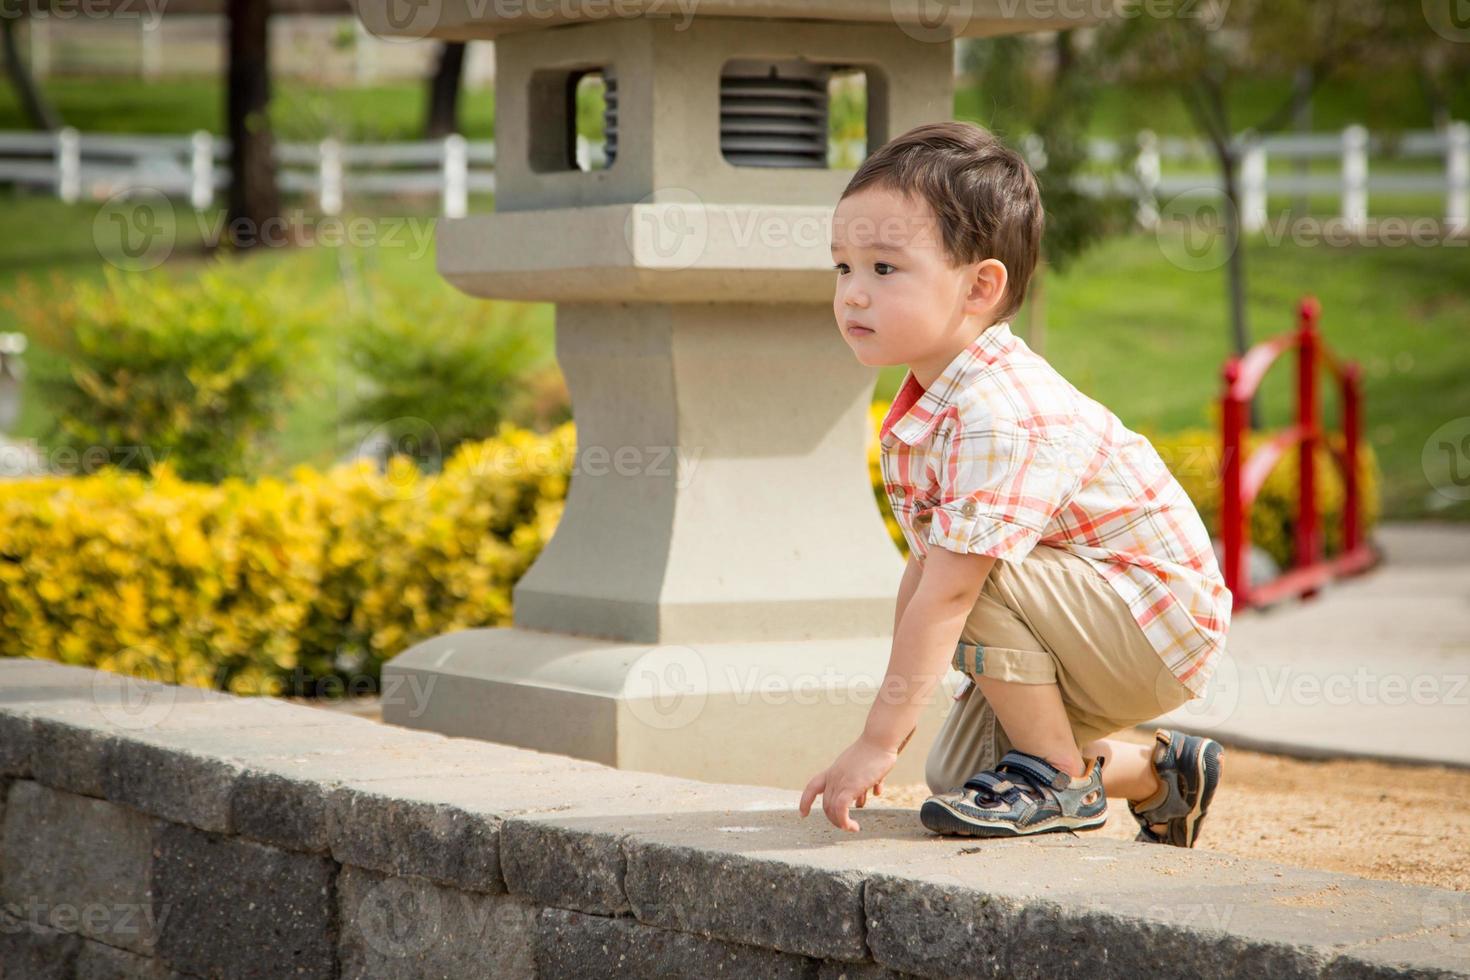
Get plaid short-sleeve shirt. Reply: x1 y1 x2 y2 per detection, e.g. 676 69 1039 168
879 321 1231 697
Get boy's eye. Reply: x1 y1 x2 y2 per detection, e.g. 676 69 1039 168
875 262 895 275
832 263 848 274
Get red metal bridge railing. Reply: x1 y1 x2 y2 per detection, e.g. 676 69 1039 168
1220 296 1377 611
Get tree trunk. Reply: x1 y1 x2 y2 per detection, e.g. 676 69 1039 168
1 15 61 131
424 42 466 139
1053 30 1074 79
1416 55 1450 132
1290 66 1313 221
226 0 279 250
1219 149 1262 430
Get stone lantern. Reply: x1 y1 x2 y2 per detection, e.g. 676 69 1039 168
351 1 1088 789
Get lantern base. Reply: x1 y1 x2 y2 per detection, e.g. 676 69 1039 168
378 626 963 792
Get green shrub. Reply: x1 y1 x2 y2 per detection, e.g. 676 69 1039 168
9 262 315 482
342 291 552 466
0 421 572 695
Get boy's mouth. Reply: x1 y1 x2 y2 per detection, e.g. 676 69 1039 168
846 323 875 336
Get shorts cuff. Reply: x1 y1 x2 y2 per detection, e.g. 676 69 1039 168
952 642 1056 685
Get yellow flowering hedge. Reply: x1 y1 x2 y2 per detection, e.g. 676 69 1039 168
2 405 1379 693
865 402 1380 570
0 422 573 694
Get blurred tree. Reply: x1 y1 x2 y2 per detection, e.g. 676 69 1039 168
425 41 466 139
226 0 280 250
1094 0 1403 370
0 8 61 130
960 31 1131 353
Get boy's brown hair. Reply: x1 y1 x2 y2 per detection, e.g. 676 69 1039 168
839 121 1044 323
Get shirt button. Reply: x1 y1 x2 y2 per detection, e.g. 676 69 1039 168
894 486 907 498
960 500 977 518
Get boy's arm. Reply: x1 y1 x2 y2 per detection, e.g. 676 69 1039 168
893 554 924 636
862 547 996 755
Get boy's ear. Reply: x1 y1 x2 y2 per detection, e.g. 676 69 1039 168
965 258 1009 315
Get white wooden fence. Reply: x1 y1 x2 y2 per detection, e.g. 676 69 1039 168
1 125 1466 231
0 129 496 219
1084 124 1470 233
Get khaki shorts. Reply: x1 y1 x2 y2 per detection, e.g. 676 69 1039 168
924 544 1197 797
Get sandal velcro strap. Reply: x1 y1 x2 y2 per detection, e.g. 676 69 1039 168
995 751 1068 790
964 775 1011 799
962 771 1020 801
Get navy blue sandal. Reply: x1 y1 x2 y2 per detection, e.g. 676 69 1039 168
1128 728 1224 848
920 749 1108 838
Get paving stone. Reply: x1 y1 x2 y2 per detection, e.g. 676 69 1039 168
497 779 794 917
328 783 507 895
151 823 337 980
858 841 1470 979
0 909 82 979
0 781 162 956
101 734 248 834
533 906 820 980
816 962 923 980
330 764 789 900
624 837 867 962
228 732 582 855
0 712 33 777
4 689 372 807
337 864 537 979
75 938 181 980
29 716 112 798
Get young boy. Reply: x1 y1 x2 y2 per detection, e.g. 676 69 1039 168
797 121 1231 846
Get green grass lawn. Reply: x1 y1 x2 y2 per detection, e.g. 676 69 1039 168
5 66 1465 142
0 187 555 475
0 77 498 142
960 66 1470 140
5 183 1465 521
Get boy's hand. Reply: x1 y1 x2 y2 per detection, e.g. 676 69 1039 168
797 734 899 833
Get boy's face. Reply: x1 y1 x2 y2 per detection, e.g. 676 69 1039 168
830 184 1004 376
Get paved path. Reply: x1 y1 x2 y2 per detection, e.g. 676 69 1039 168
1151 523 1470 769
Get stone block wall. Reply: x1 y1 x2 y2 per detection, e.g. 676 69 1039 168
0 658 1465 979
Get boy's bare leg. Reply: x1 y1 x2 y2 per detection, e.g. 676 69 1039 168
972 675 1086 778
1079 738 1165 805
973 675 1165 803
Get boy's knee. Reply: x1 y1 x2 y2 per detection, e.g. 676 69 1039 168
924 741 990 797
924 760 960 798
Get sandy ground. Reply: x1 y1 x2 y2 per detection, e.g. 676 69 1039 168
875 728 1470 892
293 699 1469 892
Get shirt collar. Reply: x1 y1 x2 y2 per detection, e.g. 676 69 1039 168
879 321 1018 447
